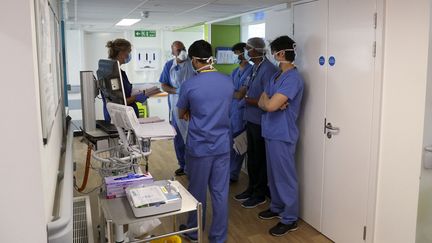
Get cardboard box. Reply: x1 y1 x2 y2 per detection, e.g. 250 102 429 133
104 172 154 199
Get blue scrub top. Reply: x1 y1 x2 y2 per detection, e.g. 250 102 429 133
102 70 138 122
177 71 234 157
159 59 174 109
244 59 278 125
261 68 304 143
230 64 252 134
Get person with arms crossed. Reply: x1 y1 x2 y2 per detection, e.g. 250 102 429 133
229 42 252 183
234 37 278 209
258 35 304 237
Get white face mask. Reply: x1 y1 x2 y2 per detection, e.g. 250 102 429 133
178 50 188 61
270 48 296 67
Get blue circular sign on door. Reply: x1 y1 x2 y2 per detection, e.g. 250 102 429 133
329 56 336 66
319 56 325 66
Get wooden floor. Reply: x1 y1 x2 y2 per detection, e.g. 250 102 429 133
73 137 332 243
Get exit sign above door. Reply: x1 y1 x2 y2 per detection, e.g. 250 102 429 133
135 30 156 37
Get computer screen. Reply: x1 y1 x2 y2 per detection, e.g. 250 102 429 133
96 59 127 105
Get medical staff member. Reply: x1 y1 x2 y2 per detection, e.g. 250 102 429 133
257 35 304 236
102 38 148 122
159 41 195 176
177 40 234 243
234 37 278 209
229 42 252 183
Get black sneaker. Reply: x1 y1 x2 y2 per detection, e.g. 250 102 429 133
175 168 186 176
258 209 281 220
233 190 252 202
241 197 267 208
179 224 198 243
269 222 298 237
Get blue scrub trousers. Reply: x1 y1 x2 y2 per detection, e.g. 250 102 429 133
185 152 230 243
265 139 299 224
230 130 245 181
171 118 186 170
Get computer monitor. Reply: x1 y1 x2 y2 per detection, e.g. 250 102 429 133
96 59 127 105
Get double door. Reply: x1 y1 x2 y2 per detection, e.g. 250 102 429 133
293 0 377 242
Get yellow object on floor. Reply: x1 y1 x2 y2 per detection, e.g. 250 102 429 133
150 235 182 243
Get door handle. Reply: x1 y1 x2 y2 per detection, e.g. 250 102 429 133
325 122 340 132
325 122 340 139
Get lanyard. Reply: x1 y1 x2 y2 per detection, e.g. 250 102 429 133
245 59 264 88
200 69 217 73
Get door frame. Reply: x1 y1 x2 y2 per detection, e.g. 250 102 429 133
366 0 385 242
290 0 385 241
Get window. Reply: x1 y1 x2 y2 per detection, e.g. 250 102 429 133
248 23 265 38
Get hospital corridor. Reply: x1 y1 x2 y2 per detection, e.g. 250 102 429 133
2 0 432 243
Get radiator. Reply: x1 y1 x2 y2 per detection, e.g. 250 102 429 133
73 196 94 243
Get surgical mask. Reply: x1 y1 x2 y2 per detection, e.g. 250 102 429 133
233 53 241 64
268 54 280 67
125 53 132 64
243 48 251 61
178 50 188 61
271 48 296 67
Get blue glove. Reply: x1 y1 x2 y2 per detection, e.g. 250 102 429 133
135 93 148 103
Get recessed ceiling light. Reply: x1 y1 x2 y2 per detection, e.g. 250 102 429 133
115 19 141 26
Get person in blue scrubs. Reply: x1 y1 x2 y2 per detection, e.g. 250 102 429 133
234 37 278 209
159 41 195 176
229 42 252 183
177 40 234 243
257 35 304 237
101 39 150 122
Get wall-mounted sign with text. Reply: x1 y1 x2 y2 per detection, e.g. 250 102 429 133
135 30 156 37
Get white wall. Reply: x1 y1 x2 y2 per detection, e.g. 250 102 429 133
66 29 84 86
0 0 60 241
265 8 293 41
374 1 430 242
69 29 203 120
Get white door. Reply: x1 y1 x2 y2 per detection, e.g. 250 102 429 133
322 0 377 242
293 0 328 231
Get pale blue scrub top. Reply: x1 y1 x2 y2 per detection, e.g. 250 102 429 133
230 64 252 134
159 59 174 109
244 59 278 125
261 68 304 143
177 71 234 157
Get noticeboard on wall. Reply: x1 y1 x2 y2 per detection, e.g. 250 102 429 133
34 0 63 144
215 47 236 64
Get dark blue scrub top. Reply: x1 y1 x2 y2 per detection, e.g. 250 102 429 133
177 71 234 157
230 64 252 134
244 59 278 125
159 59 174 109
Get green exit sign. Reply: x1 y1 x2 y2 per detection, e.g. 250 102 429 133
135 30 156 37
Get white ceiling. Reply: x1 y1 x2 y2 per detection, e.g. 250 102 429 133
65 0 290 31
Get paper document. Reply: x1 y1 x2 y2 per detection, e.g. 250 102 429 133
131 85 160 96
233 131 247 155
129 186 167 208
138 116 165 124
135 121 177 139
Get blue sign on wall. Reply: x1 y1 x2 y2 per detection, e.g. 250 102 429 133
319 56 325 66
329 56 336 66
